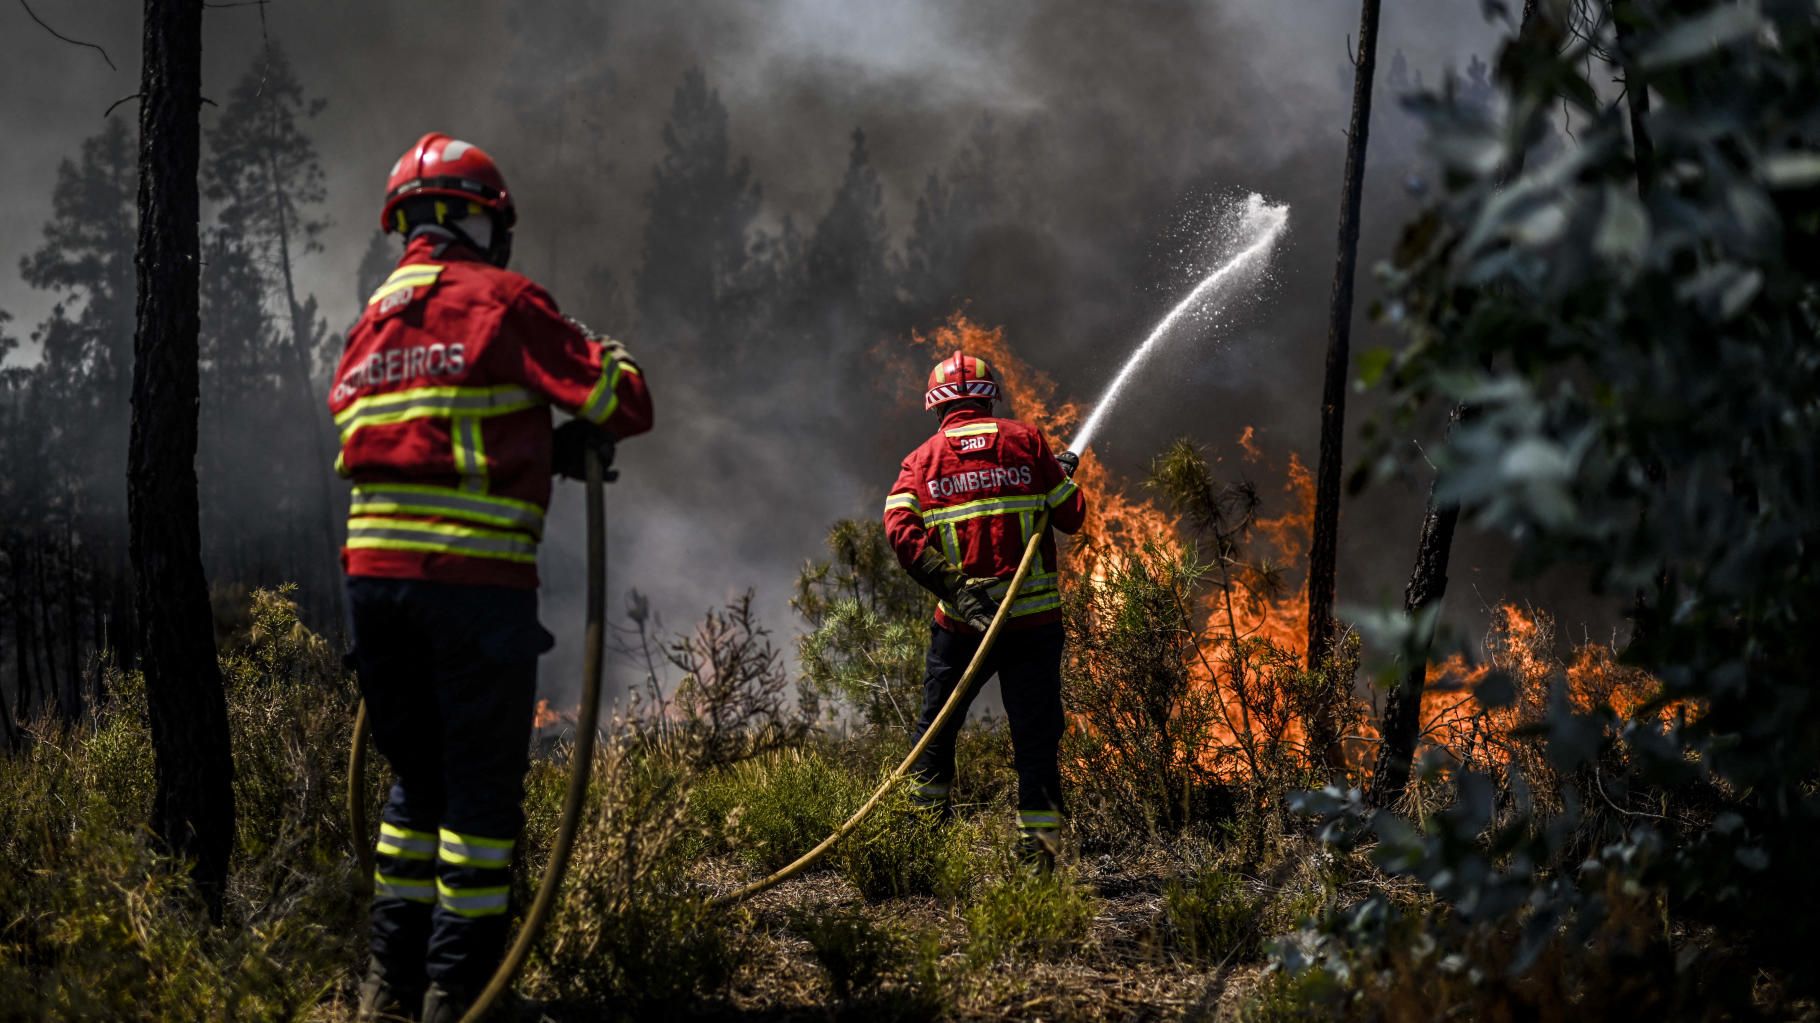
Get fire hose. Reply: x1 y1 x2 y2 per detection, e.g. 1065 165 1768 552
346 449 609 1023
706 511 1049 909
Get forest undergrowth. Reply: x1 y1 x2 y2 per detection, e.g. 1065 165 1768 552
0 489 1746 1022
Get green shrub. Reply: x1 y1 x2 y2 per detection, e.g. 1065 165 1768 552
789 902 903 1001
535 742 736 1018
963 870 1095 965
0 587 362 1022
689 746 867 869
832 779 971 900
1162 865 1257 962
1237 966 1349 1023
787 902 950 1020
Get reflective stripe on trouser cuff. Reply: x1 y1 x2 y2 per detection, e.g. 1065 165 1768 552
580 358 629 424
377 822 438 862
345 517 538 564
438 828 514 868
350 484 545 538
437 880 511 918
912 781 951 804
1018 810 1062 832
375 871 437 903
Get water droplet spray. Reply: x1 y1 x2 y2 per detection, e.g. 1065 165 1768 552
1067 194 1291 456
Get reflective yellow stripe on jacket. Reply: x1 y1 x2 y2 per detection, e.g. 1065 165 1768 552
345 516 538 565
350 484 545 539
366 264 444 308
922 494 1047 527
334 384 543 445
580 356 638 425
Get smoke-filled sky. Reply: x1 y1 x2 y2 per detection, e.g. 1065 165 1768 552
2 1 1568 706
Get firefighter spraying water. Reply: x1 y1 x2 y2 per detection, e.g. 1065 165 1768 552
711 196 1293 906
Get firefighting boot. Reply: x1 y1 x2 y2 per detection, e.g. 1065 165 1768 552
1018 823 1059 876
910 778 954 823
355 960 421 1023
419 982 473 1023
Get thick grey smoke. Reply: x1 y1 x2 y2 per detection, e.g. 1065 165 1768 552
0 1 1528 707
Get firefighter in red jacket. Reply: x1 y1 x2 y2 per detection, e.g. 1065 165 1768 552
333 133 653 1023
883 352 1086 871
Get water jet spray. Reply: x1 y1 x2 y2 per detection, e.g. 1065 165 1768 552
1067 194 1290 456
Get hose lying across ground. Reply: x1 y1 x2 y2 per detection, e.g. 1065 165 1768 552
706 512 1049 909
347 461 1047 1012
346 450 609 1023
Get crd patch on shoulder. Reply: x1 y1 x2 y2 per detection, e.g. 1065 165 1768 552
367 264 445 321
944 421 1000 455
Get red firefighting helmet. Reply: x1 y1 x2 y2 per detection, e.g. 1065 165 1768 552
379 133 517 234
924 352 1001 411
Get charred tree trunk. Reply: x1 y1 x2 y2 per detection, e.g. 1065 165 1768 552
60 510 82 722
128 0 235 913
1368 0 1544 809
10 549 34 724
1612 0 1655 197
35 547 57 711
1305 0 1382 777
0 596 16 751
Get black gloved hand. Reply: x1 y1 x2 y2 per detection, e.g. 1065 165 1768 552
553 419 619 481
907 546 968 599
1056 450 1080 478
951 576 1004 632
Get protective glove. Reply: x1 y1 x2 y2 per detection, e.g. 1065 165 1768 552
907 546 970 601
552 419 619 482
951 576 1005 632
1056 450 1080 478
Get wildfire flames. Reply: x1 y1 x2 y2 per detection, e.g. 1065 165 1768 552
910 313 1659 785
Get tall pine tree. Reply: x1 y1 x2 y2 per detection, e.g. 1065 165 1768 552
798 128 895 348
636 68 762 368
203 43 339 616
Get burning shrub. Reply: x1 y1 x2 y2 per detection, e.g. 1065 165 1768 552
1062 542 1235 842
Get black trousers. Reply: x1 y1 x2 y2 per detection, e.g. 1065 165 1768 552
346 576 551 996
909 620 1065 836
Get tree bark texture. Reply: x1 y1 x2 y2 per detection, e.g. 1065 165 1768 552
1612 0 1655 196
1306 0 1381 776
1367 0 1543 809
128 0 235 912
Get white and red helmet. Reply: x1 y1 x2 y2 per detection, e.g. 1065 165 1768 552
380 132 516 235
924 352 1002 411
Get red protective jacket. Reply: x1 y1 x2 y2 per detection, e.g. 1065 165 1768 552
329 235 652 589
883 406 1086 632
